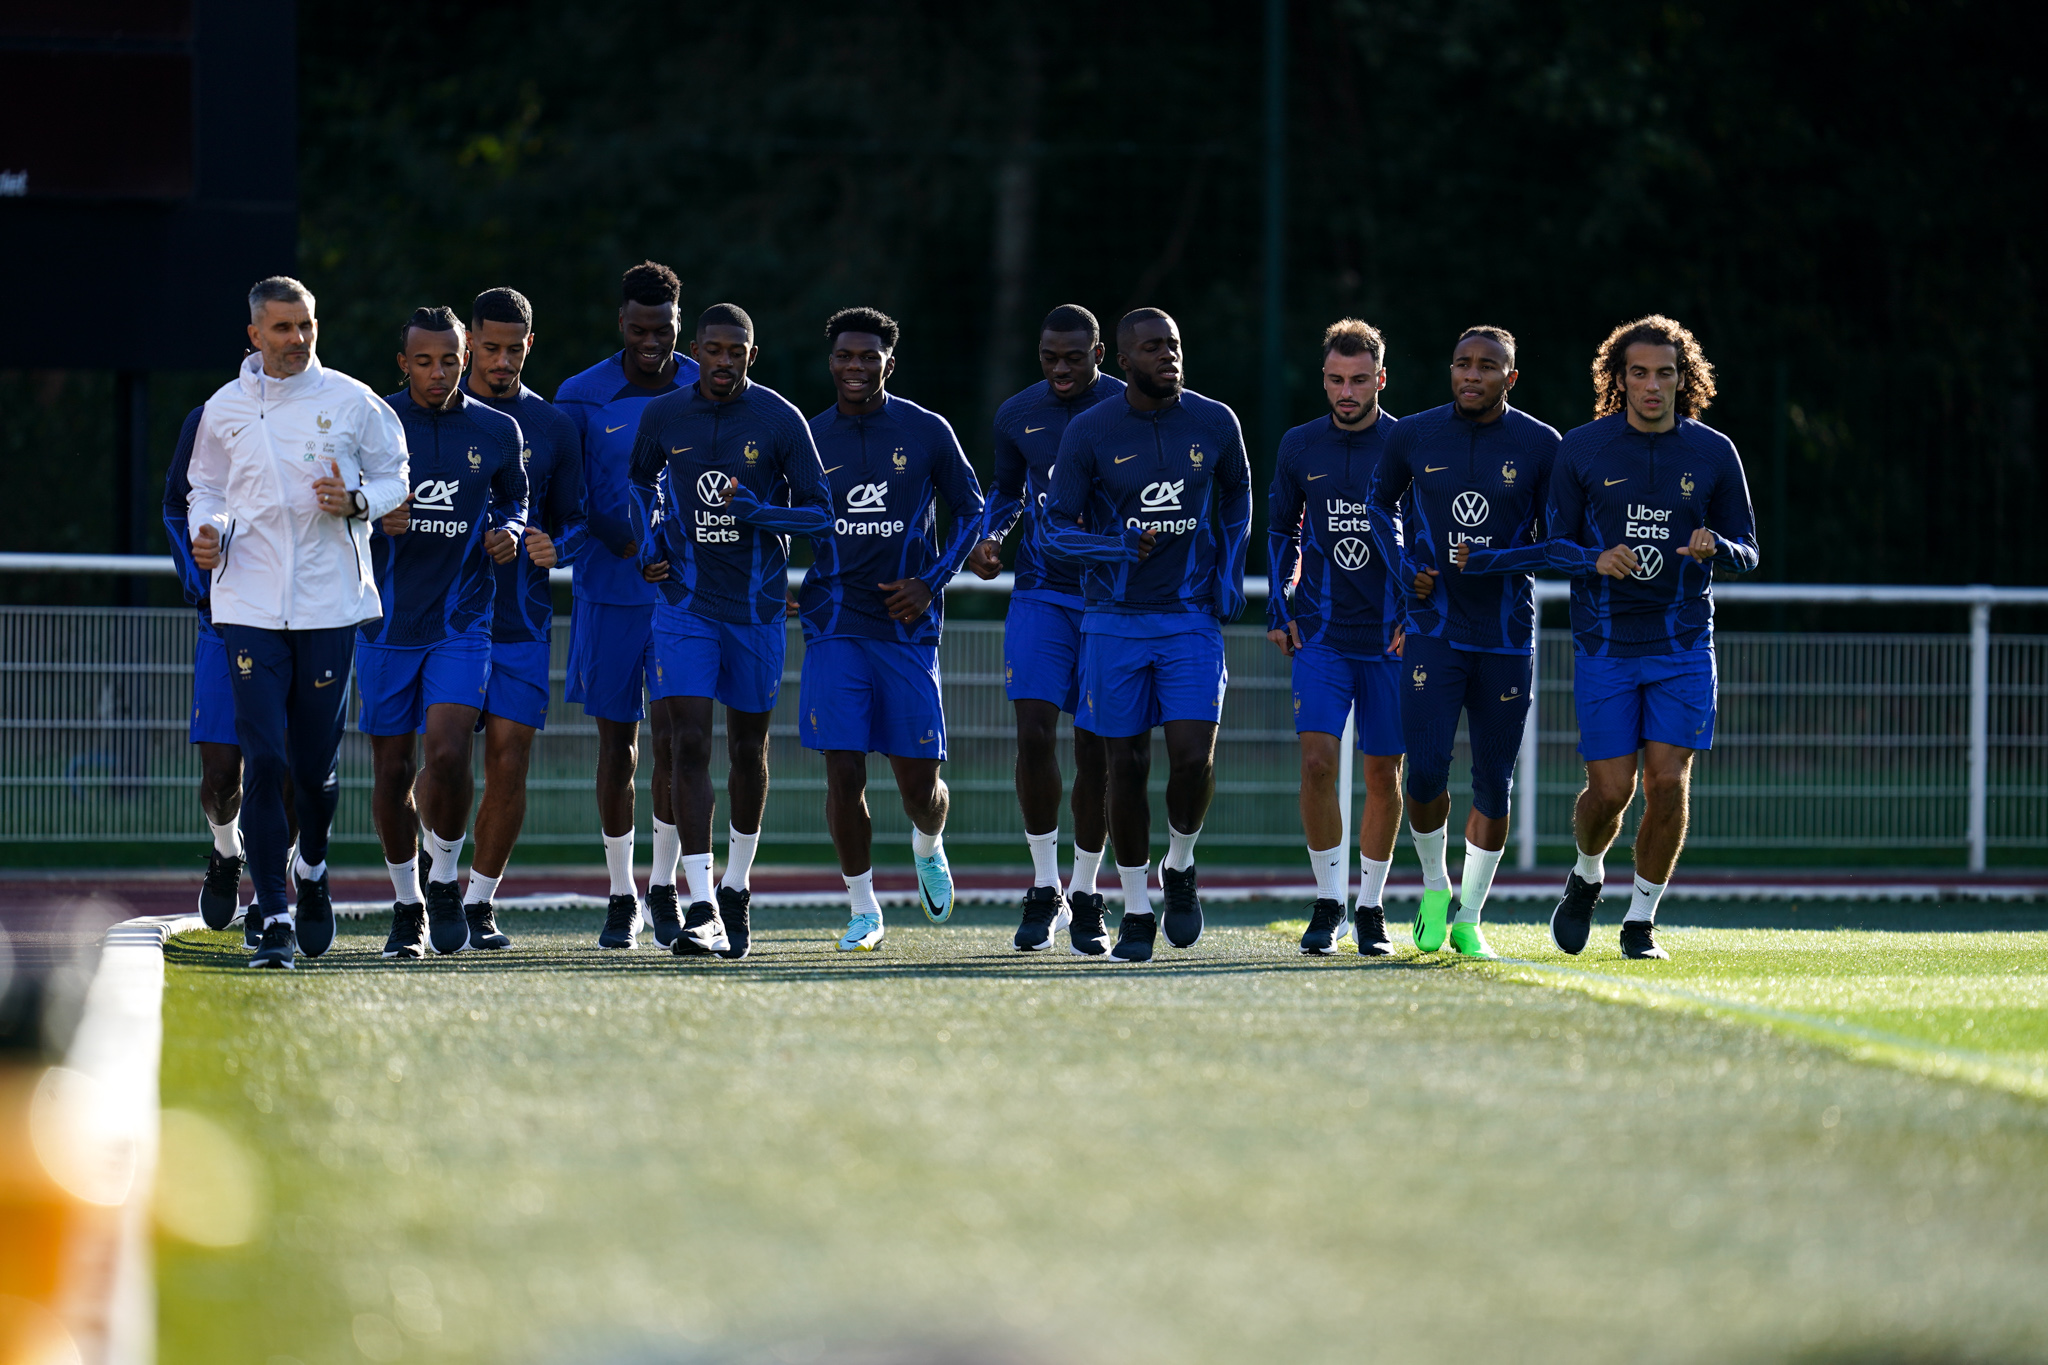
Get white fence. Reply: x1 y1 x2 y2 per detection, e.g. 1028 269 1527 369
2 554 2045 867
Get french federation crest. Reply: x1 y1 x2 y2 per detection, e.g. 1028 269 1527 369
744 440 760 465
467 447 482 470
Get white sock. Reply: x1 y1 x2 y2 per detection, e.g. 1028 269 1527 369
845 869 882 917
1575 843 1607 885
911 825 943 858
1625 874 1667 924
265 910 294 928
423 828 464 886
293 852 326 883
1358 854 1392 910
386 856 421 905
209 817 243 858
1309 843 1346 902
464 869 500 906
1070 845 1103 898
722 825 760 891
603 830 636 897
649 818 680 888
1163 823 1200 872
1117 863 1153 916
1026 830 1060 889
681 852 713 905
1456 841 1505 925
1411 823 1450 891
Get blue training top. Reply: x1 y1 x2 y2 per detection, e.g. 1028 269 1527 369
627 378 833 626
1044 387 1252 631
1267 411 1405 655
554 350 699 608
162 405 216 638
977 371 1127 608
799 393 985 647
1467 412 1759 657
364 388 528 647
476 383 585 646
1366 402 1560 654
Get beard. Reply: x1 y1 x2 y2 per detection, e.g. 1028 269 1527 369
1129 369 1182 402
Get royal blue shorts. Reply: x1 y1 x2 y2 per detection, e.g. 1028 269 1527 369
799 636 946 759
355 633 491 736
566 598 656 724
190 627 239 745
650 605 785 714
483 639 552 731
1399 633 1532 819
1003 593 1084 716
1078 624 1226 739
1573 648 1717 760
1291 642 1403 756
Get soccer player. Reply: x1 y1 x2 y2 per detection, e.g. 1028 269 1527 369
965 304 1124 954
364 307 528 958
188 276 410 969
1267 319 1406 957
799 308 984 951
165 400 296 948
1045 309 1252 964
555 261 700 948
1366 326 1559 960
630 303 832 960
462 287 585 939
1466 315 1757 959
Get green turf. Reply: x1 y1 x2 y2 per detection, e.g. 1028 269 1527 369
156 910 2048 1365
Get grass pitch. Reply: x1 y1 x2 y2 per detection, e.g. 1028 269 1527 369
156 907 2048 1365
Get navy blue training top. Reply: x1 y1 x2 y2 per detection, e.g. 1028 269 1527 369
365 388 528 647
627 378 833 626
162 405 215 637
800 393 985 647
1267 411 1404 655
978 371 1127 608
554 350 699 608
476 383 584 646
1366 402 1560 654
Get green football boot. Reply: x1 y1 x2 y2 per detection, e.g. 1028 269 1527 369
1449 921 1498 960
1412 887 1451 953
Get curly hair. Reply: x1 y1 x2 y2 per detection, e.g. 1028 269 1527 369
1322 317 1385 365
825 306 899 351
1592 314 1716 419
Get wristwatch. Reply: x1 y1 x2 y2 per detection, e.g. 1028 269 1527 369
347 489 368 518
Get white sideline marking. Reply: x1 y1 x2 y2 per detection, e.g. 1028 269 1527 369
58 913 202 1365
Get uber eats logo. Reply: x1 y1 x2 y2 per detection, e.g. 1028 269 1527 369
409 479 468 537
693 470 739 544
1129 479 1197 536
837 481 904 538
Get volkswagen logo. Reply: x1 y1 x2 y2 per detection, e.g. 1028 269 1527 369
1632 544 1664 580
1333 537 1371 571
1452 491 1490 527
694 470 728 504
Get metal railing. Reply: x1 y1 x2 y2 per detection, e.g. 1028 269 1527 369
2 554 2044 866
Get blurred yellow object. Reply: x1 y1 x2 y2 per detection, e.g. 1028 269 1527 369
0 1065 106 1363
0 1295 82 1365
155 1109 262 1248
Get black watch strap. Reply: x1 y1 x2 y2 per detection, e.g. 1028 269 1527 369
348 489 368 518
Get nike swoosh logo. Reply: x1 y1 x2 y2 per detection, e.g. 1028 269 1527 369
1424 465 1449 473
605 423 627 434
1024 426 1046 434
229 425 248 439
1114 453 1140 464
1500 691 1519 701
1305 473 1326 482
822 465 843 475
1605 477 1627 486
314 677 337 689
671 446 691 455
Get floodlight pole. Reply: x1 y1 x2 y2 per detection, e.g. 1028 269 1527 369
1262 0 1287 455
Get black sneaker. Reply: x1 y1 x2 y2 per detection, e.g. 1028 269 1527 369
1355 906 1393 957
1068 892 1110 956
425 881 468 955
243 907 263 951
1160 865 1203 948
647 884 684 948
381 901 426 959
717 885 753 960
1550 872 1602 955
1299 898 1347 955
294 867 335 958
1111 910 1157 963
249 917 296 969
1012 885 1071 951
674 899 728 956
466 902 512 950
599 894 640 949
199 848 244 930
1620 920 1669 960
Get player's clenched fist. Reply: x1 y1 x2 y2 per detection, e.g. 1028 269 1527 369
191 524 221 571
484 528 517 564
380 497 412 537
1595 543 1641 579
524 525 558 569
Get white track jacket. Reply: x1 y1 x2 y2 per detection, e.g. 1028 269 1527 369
187 354 410 631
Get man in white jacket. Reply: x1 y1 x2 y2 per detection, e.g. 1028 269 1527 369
188 276 410 968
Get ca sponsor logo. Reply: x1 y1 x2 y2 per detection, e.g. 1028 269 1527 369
846 481 889 512
1632 544 1665 579
1452 491 1490 527
1140 480 1184 510
413 478 459 511
695 470 729 504
1333 537 1371 571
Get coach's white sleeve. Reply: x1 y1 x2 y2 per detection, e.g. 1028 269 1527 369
356 390 410 520
185 406 230 534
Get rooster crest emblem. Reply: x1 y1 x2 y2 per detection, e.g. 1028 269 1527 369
1501 462 1517 485
1411 666 1427 690
1679 472 1695 499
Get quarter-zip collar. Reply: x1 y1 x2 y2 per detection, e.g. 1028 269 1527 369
239 351 326 405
